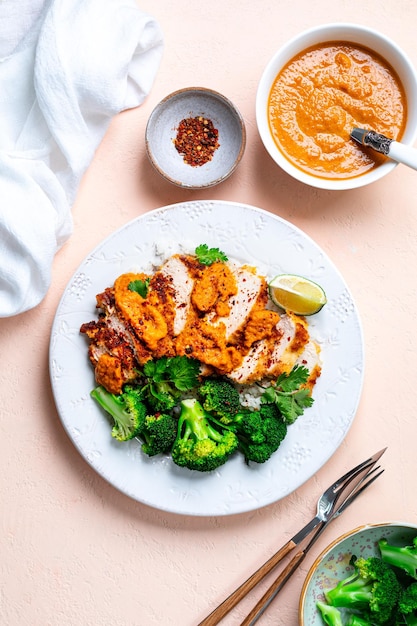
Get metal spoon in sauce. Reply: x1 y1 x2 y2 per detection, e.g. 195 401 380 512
351 127 417 171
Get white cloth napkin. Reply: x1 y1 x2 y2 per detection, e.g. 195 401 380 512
0 0 163 317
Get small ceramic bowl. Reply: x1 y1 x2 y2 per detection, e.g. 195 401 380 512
256 23 417 190
299 522 417 626
145 87 246 189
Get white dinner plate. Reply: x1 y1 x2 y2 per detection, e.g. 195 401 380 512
49 200 364 516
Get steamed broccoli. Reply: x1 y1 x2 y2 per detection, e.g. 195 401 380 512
324 556 402 625
139 412 177 456
398 582 417 624
171 398 239 472
379 537 417 580
317 603 379 626
316 600 344 626
346 616 374 626
91 385 146 441
198 377 241 423
233 407 265 443
91 384 177 455
231 403 288 464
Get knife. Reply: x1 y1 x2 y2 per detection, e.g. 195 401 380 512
351 127 417 171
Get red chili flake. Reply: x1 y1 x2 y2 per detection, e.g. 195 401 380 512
174 116 220 167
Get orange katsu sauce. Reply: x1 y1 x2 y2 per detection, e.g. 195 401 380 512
268 42 407 179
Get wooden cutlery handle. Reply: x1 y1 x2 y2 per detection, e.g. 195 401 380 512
239 549 306 625
198 539 296 626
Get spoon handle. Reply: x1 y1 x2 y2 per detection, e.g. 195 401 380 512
389 141 417 171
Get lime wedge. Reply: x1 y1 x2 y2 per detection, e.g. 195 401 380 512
268 274 327 316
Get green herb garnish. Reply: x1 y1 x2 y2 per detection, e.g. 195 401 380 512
195 244 228 265
143 355 200 392
261 365 314 424
140 356 200 411
128 278 150 298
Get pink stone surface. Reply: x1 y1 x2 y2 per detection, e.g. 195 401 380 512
2 2 417 625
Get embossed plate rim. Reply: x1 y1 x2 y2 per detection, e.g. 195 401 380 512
49 200 364 516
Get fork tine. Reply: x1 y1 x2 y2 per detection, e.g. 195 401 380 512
321 448 387 513
334 466 385 517
293 449 387 544
329 447 386 493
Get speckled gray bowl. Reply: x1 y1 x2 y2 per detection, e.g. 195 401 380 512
145 87 246 189
299 522 417 626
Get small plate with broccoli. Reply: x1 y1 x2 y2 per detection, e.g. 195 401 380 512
299 522 417 626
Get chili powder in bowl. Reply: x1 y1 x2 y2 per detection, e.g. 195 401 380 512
145 87 246 189
256 24 417 190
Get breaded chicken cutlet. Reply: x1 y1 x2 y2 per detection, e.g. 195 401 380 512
80 253 322 395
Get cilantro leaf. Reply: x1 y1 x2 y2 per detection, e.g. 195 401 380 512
165 355 200 391
261 365 314 424
143 356 170 382
195 244 228 265
141 356 200 413
275 365 310 392
273 388 313 424
128 278 150 298
143 356 199 391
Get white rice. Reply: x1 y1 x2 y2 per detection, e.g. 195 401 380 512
237 382 266 410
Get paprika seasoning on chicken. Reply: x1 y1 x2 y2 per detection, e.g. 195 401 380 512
174 116 220 166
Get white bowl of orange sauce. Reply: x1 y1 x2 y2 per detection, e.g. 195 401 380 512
256 23 417 190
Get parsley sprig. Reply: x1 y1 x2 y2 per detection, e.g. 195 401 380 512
195 244 228 265
261 365 314 424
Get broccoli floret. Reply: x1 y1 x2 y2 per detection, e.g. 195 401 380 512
398 582 417 624
379 537 417 580
232 403 287 464
316 600 344 625
325 556 402 625
91 385 146 441
139 412 177 457
234 407 265 443
171 398 239 472
198 377 241 423
91 385 177 455
346 616 373 626
145 382 178 412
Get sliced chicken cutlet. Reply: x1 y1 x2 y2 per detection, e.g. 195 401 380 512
295 340 322 392
80 287 150 394
266 313 310 377
226 314 293 384
267 313 321 391
227 312 321 387
81 252 322 395
204 264 266 339
158 254 195 336
80 258 196 393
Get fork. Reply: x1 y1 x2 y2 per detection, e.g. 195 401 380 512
240 463 384 626
198 448 386 626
